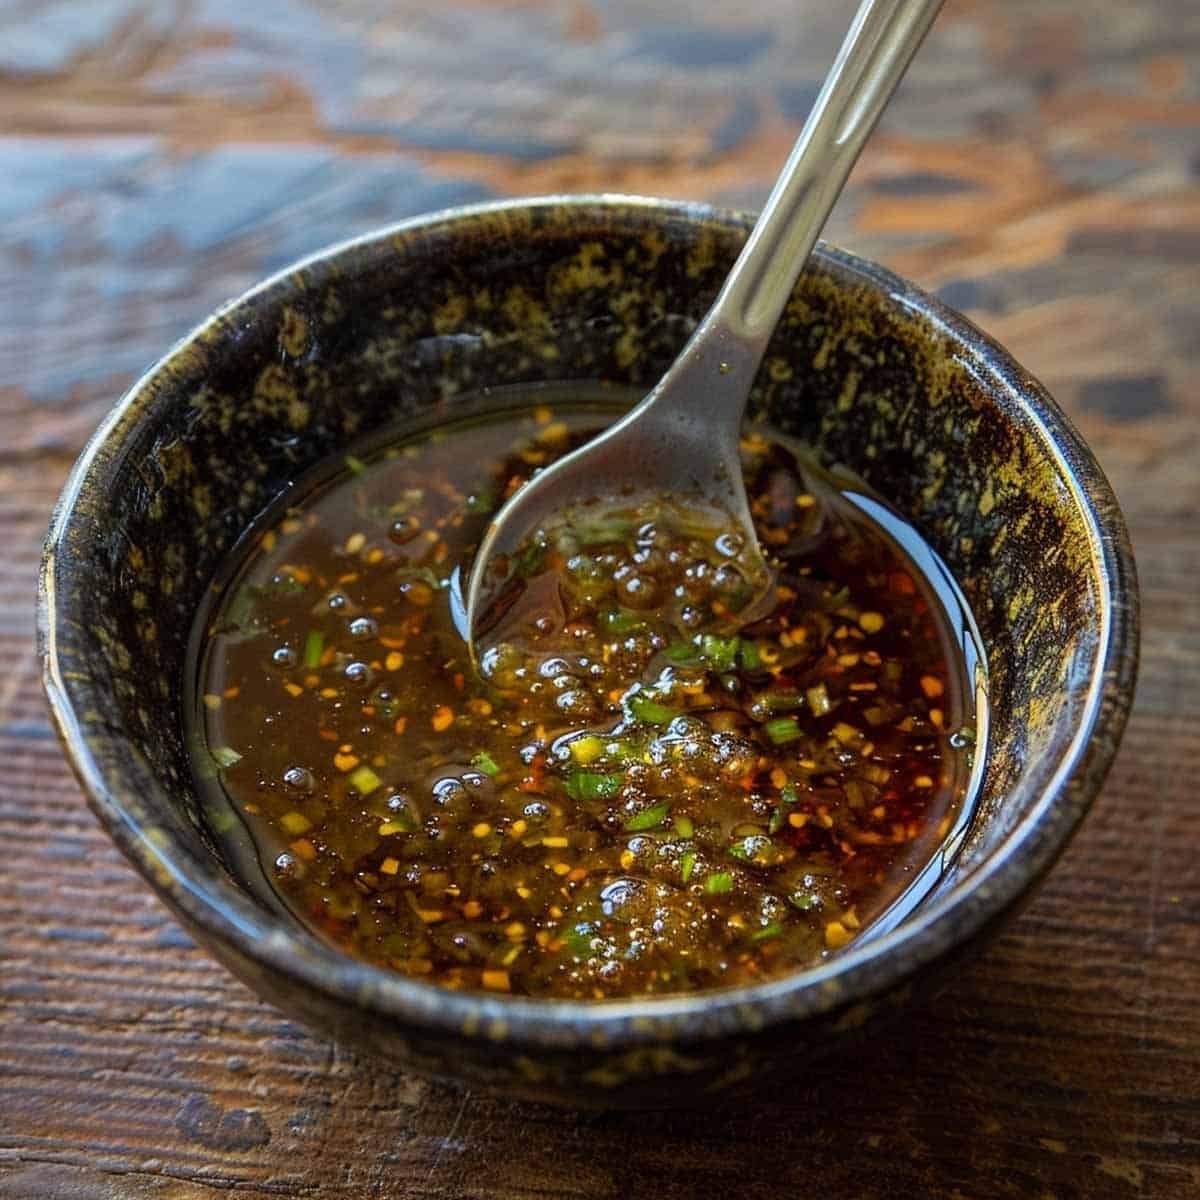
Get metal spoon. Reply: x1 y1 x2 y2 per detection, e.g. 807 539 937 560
464 0 944 644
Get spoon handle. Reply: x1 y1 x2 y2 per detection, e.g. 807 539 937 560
723 0 944 343
652 0 944 413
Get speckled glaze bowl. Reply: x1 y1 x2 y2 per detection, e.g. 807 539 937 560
40 197 1137 1108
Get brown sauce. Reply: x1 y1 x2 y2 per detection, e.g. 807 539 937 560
189 386 986 999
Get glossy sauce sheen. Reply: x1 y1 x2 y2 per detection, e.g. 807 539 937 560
190 391 986 999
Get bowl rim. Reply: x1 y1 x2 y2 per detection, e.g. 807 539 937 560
40 193 1139 1047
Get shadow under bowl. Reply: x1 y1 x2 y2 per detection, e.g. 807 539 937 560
40 196 1138 1108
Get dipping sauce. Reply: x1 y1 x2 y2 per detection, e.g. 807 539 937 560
190 389 985 999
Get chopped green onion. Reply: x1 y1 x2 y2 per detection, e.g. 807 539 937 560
729 835 761 861
756 691 806 715
575 516 635 546
722 581 755 613
806 684 833 716
680 849 697 882
764 716 802 744
700 634 740 672
674 814 694 839
471 752 501 777
822 584 851 612
780 783 800 805
210 745 242 769
218 587 265 637
738 640 763 671
627 693 680 725
604 737 643 765
344 454 367 476
751 922 783 942
768 806 784 835
703 871 734 895
514 538 547 578
303 630 324 669
348 765 382 796
624 801 671 832
664 640 701 664
564 771 622 801
599 608 644 634
788 891 820 911
465 489 496 514
729 834 787 866
379 811 417 835
562 925 595 958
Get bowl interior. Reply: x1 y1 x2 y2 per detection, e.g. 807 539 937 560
43 198 1132 1023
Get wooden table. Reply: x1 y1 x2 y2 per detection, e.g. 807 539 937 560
2 2 1196 1195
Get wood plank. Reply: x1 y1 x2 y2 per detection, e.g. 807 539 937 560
1 0 1197 1195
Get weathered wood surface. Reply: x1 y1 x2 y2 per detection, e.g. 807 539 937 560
1 1 1197 1195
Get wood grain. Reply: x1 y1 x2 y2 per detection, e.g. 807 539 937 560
1 1 1197 1196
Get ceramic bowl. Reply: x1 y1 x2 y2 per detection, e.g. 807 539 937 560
40 197 1137 1108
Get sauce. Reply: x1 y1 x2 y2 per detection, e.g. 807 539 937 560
189 386 986 999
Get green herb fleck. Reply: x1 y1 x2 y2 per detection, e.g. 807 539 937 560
680 849 697 882
599 608 644 634
562 925 595 958
517 539 547 578
380 808 418 834
738 640 763 671
472 751 501 777
764 716 802 744
303 630 325 670
665 639 701 664
751 922 783 942
627 693 681 725
624 801 671 832
210 746 242 769
700 634 740 672
729 834 788 866
723 581 755 613
465 489 496 514
564 771 622 801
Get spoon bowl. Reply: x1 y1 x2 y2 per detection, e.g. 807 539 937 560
464 0 946 643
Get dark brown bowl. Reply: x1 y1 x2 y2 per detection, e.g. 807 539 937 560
39 197 1137 1108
